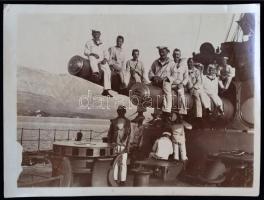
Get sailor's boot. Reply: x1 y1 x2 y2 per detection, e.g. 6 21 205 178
217 106 224 116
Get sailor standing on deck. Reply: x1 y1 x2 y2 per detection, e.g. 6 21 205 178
171 118 192 162
107 105 131 186
84 30 112 97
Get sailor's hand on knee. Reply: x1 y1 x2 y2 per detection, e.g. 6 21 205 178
101 58 107 65
91 53 99 59
164 77 170 82
177 83 184 89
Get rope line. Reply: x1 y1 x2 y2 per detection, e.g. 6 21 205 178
194 14 202 51
225 14 236 42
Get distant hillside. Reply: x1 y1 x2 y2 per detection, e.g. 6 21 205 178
17 66 138 119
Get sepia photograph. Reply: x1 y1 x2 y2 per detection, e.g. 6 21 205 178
4 4 260 197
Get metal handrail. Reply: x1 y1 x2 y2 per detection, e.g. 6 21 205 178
17 128 108 152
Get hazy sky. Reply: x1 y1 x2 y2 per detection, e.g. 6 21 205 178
17 13 241 74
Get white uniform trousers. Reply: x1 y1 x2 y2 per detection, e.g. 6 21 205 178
121 70 131 88
192 88 211 118
113 145 128 182
172 133 188 161
162 81 173 113
173 141 188 160
89 56 100 73
89 56 111 90
100 63 111 90
207 93 223 111
163 81 187 114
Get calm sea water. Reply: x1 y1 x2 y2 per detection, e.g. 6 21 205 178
17 116 110 152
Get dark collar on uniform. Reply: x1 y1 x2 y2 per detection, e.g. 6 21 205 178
206 75 216 81
92 39 102 46
158 57 170 66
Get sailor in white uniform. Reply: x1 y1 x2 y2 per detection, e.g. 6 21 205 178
148 46 175 122
149 132 174 160
171 119 192 161
187 58 212 118
84 29 112 97
203 64 225 115
217 57 236 90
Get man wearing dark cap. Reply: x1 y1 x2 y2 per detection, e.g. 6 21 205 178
107 105 131 186
148 46 175 123
84 30 113 97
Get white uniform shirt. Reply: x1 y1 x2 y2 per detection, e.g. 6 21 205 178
84 39 108 60
148 58 175 81
152 136 174 160
170 58 189 85
203 75 224 95
218 64 236 79
188 67 203 89
108 46 126 70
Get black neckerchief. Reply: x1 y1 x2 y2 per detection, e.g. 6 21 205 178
206 75 216 81
158 57 170 67
175 58 182 68
92 39 102 46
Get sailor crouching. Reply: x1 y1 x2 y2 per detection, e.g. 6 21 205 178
107 105 131 186
149 131 174 160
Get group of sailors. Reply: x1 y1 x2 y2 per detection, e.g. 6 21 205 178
105 104 193 186
84 29 236 125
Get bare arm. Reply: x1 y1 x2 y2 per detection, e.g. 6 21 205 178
182 66 189 86
84 41 91 57
148 61 156 81
218 78 225 89
141 62 147 83
107 120 114 143
152 140 158 152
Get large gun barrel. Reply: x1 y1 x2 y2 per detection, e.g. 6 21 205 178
68 55 92 80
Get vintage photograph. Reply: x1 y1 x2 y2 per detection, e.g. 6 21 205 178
4 4 260 197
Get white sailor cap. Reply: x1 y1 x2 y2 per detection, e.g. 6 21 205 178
162 132 172 137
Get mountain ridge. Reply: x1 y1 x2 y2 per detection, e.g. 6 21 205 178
17 66 137 119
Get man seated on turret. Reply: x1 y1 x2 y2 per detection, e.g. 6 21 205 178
148 46 175 124
107 105 131 186
217 56 236 90
186 58 212 118
203 64 225 116
108 35 127 91
170 48 189 119
127 49 148 123
84 29 112 97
